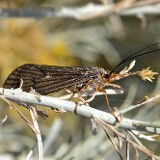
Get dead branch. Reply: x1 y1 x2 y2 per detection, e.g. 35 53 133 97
0 88 160 134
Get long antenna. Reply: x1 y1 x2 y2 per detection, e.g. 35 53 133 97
109 42 160 75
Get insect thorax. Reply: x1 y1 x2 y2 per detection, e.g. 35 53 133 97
71 67 108 96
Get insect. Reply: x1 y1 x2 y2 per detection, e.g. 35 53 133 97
3 43 160 113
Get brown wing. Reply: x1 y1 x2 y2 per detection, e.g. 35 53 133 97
3 64 99 95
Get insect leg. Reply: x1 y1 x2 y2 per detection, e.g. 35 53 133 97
97 88 119 122
74 79 95 114
59 93 74 100
105 83 122 89
85 92 97 103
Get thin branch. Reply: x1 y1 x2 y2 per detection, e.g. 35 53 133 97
94 117 160 160
0 88 160 134
125 132 129 160
101 126 123 160
1 96 37 133
29 106 43 160
0 115 7 125
117 95 160 115
0 1 159 19
26 149 34 160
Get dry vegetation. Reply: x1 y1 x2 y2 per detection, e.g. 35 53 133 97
0 0 160 160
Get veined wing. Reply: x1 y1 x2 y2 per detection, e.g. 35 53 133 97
3 64 99 95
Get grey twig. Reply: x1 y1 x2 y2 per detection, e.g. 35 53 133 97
0 88 160 134
117 94 160 115
29 106 44 160
0 1 160 19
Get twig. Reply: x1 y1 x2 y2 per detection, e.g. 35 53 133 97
125 133 129 160
0 1 159 19
1 91 44 159
25 149 34 160
0 115 7 125
127 130 144 146
0 88 160 134
29 106 43 160
101 125 123 160
94 117 160 160
1 96 37 133
130 130 159 142
117 95 160 115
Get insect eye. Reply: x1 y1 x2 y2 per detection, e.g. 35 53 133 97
105 74 110 79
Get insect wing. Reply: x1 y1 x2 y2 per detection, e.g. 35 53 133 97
3 64 99 95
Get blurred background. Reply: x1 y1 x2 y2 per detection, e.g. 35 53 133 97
0 0 160 159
